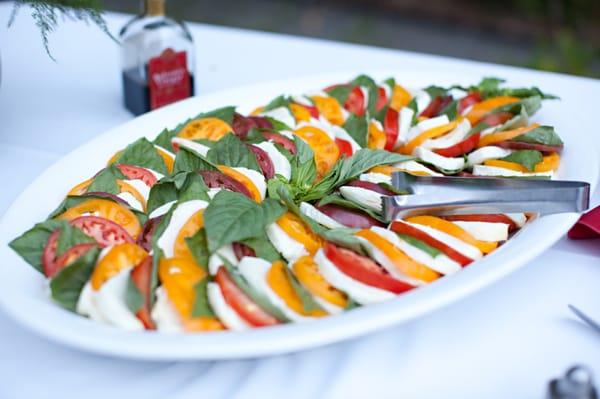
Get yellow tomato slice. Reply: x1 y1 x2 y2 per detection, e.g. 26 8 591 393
311 96 345 126
177 117 232 141
267 261 327 317
173 210 204 260
389 84 412 111
369 165 399 176
57 198 142 239
406 215 498 254
117 180 147 211
477 123 540 148
292 256 348 308
68 178 93 196
289 103 312 123
217 165 262 202
534 152 560 172
465 96 520 124
250 106 264 116
402 120 458 155
483 159 528 173
277 212 324 256
155 146 174 173
159 257 224 331
294 125 340 179
368 121 386 150
355 229 440 283
91 243 148 290
107 150 123 166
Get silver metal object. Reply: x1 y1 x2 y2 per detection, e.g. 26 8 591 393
548 365 598 399
569 305 600 335
382 172 590 221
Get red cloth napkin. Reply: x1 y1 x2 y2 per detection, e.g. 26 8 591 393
568 205 600 239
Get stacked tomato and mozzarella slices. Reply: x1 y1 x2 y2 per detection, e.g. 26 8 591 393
10 75 560 333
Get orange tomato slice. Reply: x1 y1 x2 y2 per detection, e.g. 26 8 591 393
155 146 174 173
159 257 224 331
68 178 93 196
311 96 345 126
91 243 148 290
292 256 348 308
405 215 497 254
402 120 458 155
57 198 142 239
177 117 232 142
355 229 440 283
369 165 399 176
389 84 412 111
483 159 528 173
465 96 520 124
534 152 560 173
117 180 147 211
368 121 387 150
289 103 312 123
277 212 324 256
477 123 540 148
267 261 327 317
294 125 340 178
250 106 264 116
173 210 204 260
217 165 262 202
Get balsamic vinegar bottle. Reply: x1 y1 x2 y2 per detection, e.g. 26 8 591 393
120 0 195 116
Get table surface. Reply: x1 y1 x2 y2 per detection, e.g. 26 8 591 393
1 4 599 399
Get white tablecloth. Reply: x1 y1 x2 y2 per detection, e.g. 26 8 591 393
0 5 599 398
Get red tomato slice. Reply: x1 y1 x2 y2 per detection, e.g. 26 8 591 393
347 180 395 196
316 204 383 229
70 216 135 248
54 243 97 273
324 243 414 294
457 91 482 114
335 138 353 158
495 141 563 153
389 220 473 266
261 131 297 155
344 87 366 116
420 95 452 118
291 102 320 119
383 107 399 151
115 164 157 187
247 144 275 179
434 133 480 157
198 170 252 199
137 216 162 252
479 111 513 127
440 214 518 232
42 230 60 278
130 256 155 330
215 266 279 327
232 242 256 261
375 87 388 112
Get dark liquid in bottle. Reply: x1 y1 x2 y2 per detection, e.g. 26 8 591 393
122 67 194 116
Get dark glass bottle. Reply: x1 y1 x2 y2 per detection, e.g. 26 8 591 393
120 0 195 116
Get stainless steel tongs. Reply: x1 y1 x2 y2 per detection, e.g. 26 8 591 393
382 172 590 221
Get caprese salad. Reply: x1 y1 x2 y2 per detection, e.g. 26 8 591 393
9 75 561 332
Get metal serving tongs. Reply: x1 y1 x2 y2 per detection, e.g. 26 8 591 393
382 173 590 222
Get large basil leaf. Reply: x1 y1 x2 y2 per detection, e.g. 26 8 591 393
263 95 291 112
116 137 169 175
178 173 210 202
146 180 178 215
343 114 368 148
9 219 66 273
85 165 124 195
204 190 286 252
290 136 317 190
185 228 210 273
317 194 386 222
240 234 282 262
501 150 543 171
125 276 143 314
511 125 564 146
49 247 100 312
191 277 215 318
493 96 542 118
55 225 95 257
153 128 177 153
206 133 260 171
173 147 218 174
327 85 352 105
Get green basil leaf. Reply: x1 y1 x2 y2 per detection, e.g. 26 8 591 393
327 85 352 105
153 128 177 153
125 275 144 314
85 165 123 195
320 228 368 256
351 74 379 114
185 229 210 273
470 77 557 100
146 179 178 215
290 136 317 189
265 117 293 132
9 219 66 273
178 173 210 202
204 190 286 252
439 99 458 120
397 234 441 258
173 147 218 174
115 137 169 175
317 194 386 222
511 125 564 146
50 247 100 312
343 114 368 148
423 85 449 98
345 298 361 310
240 234 282 262
501 150 543 171
263 95 291 112
55 224 95 257
283 266 324 313
191 277 215 318
207 133 260 171
493 96 542 117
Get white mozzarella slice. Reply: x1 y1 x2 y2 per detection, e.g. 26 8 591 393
472 165 553 178
505 213 527 227
207 188 222 199
359 86 370 111
149 200 177 219
314 249 394 305
331 124 362 153
124 179 151 202
157 200 209 258
207 282 250 331
147 169 164 181
412 90 431 114
153 144 175 160
421 118 471 150
339 186 383 212
467 146 512 166
381 81 392 100
255 141 292 180
291 95 313 107
452 221 509 242
171 137 210 157
300 202 345 229
267 223 308 263
94 268 144 331
393 160 443 176
396 106 416 147
208 244 237 276
232 167 267 200
359 173 392 185
261 106 296 129
393 234 461 276
76 282 108 323
405 221 482 260
237 257 314 322
460 104 474 116
313 296 344 315
117 192 144 212
414 147 465 171
279 130 294 139
151 287 185 333
406 115 450 142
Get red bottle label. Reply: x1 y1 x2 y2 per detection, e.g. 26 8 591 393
148 49 191 110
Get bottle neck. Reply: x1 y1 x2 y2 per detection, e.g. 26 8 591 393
144 0 165 17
